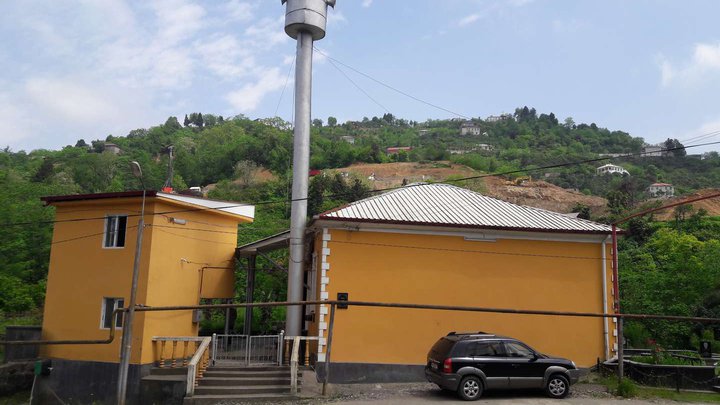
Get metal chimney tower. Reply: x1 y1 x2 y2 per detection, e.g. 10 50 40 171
282 0 336 337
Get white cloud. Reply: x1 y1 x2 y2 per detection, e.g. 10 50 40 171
197 35 255 79
659 42 720 87
362 0 373 7
224 0 255 22
226 68 287 112
458 14 481 27
508 0 534 6
25 78 116 123
328 10 347 26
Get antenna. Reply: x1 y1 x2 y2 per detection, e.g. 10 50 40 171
281 0 336 337
162 145 174 193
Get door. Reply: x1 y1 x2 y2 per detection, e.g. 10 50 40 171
469 341 509 389
503 341 545 389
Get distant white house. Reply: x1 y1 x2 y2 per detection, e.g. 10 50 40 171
418 129 430 136
340 135 355 144
103 143 122 155
486 113 512 122
460 122 482 136
642 144 664 157
476 143 494 151
648 183 674 198
596 164 629 176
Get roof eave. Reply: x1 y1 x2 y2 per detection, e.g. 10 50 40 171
315 216 621 235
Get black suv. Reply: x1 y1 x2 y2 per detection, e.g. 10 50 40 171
425 332 581 400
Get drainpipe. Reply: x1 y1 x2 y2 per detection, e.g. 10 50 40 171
612 224 623 379
601 236 611 361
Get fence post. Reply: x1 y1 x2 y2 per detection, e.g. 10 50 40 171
211 333 216 366
322 304 336 396
676 366 681 392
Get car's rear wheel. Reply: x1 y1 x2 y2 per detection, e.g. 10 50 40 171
457 375 483 401
546 374 570 399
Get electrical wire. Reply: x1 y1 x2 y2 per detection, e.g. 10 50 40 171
324 54 391 114
50 225 138 245
4 140 720 228
313 46 470 119
274 55 296 118
152 227 237 245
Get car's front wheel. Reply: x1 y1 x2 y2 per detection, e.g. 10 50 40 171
457 375 483 401
546 374 570 399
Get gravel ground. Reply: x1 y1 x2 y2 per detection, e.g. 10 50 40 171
301 382 700 404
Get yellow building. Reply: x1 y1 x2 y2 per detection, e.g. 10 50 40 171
305 183 617 382
38 190 253 404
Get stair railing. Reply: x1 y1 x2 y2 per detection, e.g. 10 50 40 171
152 336 205 369
186 336 212 396
284 335 320 394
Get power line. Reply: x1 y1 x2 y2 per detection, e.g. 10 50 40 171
3 140 720 228
324 53 391 114
313 46 470 120
274 56 296 118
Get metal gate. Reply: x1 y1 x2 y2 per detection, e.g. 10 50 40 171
212 334 282 366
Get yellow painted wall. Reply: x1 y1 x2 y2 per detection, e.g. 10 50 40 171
41 196 247 365
314 228 616 368
140 200 239 364
41 198 155 364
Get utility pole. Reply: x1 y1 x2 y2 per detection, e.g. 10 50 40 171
117 162 146 405
281 0 336 337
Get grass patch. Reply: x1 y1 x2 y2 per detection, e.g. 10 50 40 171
599 376 720 403
0 390 31 405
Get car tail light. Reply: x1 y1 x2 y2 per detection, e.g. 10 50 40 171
443 358 452 373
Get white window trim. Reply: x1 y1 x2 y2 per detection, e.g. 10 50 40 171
100 297 125 330
102 214 128 249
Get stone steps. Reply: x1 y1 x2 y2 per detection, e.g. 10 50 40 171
183 365 300 404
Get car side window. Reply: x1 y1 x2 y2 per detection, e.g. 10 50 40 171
504 342 534 358
471 342 503 357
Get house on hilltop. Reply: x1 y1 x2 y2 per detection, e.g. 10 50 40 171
596 164 629 176
35 190 254 404
648 183 674 198
285 183 617 382
460 122 482 136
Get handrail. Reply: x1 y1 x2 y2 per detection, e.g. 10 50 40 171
285 335 320 393
186 336 212 397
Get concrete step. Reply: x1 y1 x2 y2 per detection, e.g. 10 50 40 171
199 377 292 386
149 366 188 376
194 385 292 395
183 393 297 405
204 370 298 378
209 365 290 372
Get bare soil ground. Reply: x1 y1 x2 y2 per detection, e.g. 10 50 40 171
653 189 720 221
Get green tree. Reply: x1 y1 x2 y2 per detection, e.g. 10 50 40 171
327 116 337 127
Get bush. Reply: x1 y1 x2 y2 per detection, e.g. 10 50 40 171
616 378 637 397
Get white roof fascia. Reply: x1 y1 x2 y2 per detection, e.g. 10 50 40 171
157 192 255 220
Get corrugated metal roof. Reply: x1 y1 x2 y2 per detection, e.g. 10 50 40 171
319 183 612 234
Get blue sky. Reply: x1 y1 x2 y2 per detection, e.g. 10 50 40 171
2 0 720 152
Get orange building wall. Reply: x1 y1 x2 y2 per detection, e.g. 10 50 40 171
41 198 155 363
313 228 616 368
41 197 246 365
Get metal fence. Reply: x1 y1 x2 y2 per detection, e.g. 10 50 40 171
598 359 718 391
212 334 282 366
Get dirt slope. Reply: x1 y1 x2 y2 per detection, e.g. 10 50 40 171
652 189 720 221
337 162 607 215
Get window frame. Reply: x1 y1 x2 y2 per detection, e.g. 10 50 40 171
102 214 128 249
100 297 125 330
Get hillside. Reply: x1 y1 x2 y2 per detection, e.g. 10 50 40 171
653 189 720 221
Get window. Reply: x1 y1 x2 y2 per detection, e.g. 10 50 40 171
103 215 127 248
101 297 124 329
504 342 534 358
470 342 504 357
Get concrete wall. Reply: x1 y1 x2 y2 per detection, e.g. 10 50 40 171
311 227 616 371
